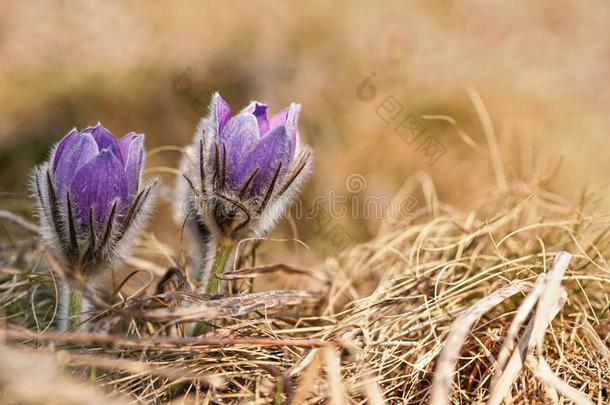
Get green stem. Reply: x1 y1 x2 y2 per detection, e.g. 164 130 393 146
192 239 234 336
58 280 84 331
204 238 234 295
69 287 83 328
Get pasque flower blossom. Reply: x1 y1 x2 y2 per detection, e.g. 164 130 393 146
32 124 156 276
179 93 313 241
177 93 313 293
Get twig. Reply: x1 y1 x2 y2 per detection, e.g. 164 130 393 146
132 289 323 323
5 327 338 349
221 263 328 283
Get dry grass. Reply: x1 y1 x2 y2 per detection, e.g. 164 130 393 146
2 2 610 403
1 173 610 404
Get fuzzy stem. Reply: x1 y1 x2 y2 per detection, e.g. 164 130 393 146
205 238 234 296
192 238 234 336
69 287 84 328
57 279 84 331
57 279 70 332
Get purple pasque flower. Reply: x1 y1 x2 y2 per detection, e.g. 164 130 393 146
178 93 313 241
32 124 156 275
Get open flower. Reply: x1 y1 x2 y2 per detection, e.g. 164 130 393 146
178 93 313 242
32 124 156 275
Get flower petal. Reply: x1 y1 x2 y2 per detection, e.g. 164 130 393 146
83 124 121 161
53 132 99 199
213 93 232 136
267 104 300 158
69 150 128 229
239 125 291 197
218 112 260 184
252 103 269 135
52 128 79 172
118 132 145 197
268 108 288 131
285 103 301 159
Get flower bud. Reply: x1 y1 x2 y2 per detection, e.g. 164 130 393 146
31 124 156 275
178 93 313 242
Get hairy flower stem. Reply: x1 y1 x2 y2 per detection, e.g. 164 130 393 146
58 280 70 331
205 238 234 295
58 279 84 331
191 239 234 336
69 287 84 327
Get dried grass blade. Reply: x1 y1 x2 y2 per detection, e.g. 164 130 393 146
430 279 531 405
0 345 126 405
489 252 575 405
492 274 547 384
580 320 610 368
536 357 593 405
289 349 322 405
137 289 322 323
323 347 346 405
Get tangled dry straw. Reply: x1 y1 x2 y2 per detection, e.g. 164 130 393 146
1 174 610 404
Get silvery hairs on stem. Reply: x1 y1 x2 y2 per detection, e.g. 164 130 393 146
176 92 313 246
31 124 157 277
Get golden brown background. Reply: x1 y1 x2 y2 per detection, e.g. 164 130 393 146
1 1 609 266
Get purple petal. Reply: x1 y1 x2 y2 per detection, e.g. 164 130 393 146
53 133 99 199
213 93 232 136
267 104 300 158
52 128 79 172
237 125 291 197
268 108 288 131
252 103 269 135
118 133 144 197
83 124 121 162
69 150 128 229
218 112 260 183
285 103 301 159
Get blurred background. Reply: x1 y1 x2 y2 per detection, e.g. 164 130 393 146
1 0 609 269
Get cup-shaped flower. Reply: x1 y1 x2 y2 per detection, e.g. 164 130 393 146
178 93 313 242
31 124 156 276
